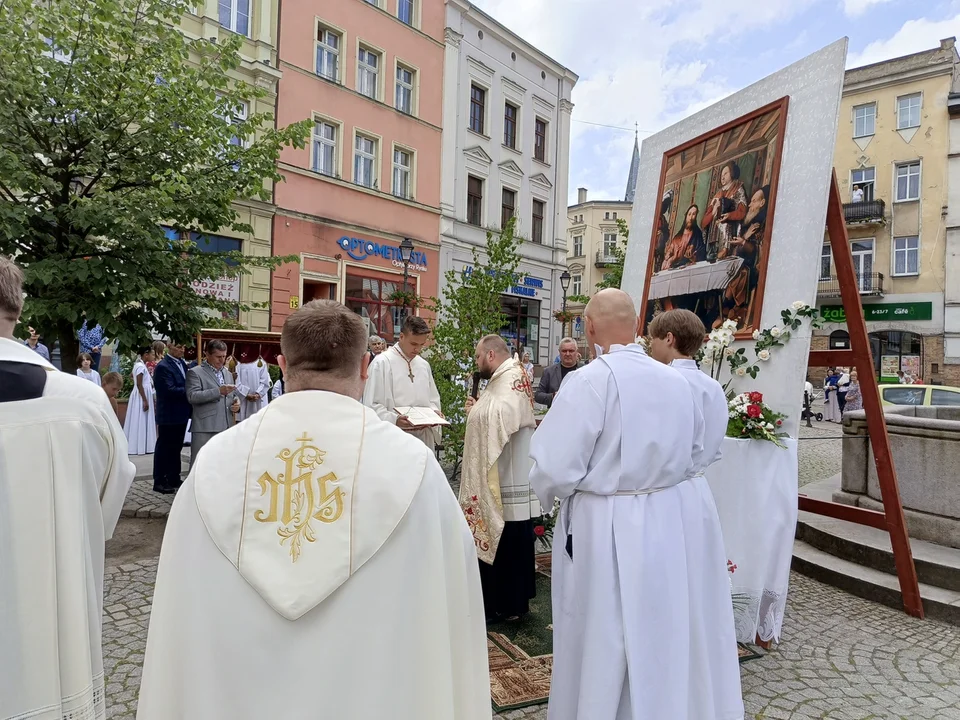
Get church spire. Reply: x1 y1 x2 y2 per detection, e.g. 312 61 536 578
624 126 640 204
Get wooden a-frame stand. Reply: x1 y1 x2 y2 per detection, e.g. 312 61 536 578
798 172 923 619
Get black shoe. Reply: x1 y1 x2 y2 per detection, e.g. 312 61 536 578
153 485 176 495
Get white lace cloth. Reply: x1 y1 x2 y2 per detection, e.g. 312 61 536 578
705 437 799 644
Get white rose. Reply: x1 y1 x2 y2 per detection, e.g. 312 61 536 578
770 327 782 338
735 367 747 377
752 330 761 340
724 347 735 357
792 300 806 311
758 349 771 361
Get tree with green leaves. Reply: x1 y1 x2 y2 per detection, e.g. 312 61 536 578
425 219 523 473
0 0 310 372
569 217 629 305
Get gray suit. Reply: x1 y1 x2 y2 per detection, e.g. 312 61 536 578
534 362 583 407
186 362 238 465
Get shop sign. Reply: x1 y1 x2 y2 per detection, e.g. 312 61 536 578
820 302 933 324
460 265 545 297
191 276 240 303
338 236 428 272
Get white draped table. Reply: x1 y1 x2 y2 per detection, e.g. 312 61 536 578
704 437 798 645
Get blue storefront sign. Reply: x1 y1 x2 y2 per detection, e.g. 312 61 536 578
338 235 428 270
461 265 545 298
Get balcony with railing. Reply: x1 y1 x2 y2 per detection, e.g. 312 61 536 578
595 250 618 267
817 272 884 298
843 199 885 226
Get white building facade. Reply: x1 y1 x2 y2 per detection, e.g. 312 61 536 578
439 0 578 366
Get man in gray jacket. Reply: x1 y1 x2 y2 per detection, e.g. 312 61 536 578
534 337 582 408
186 339 240 465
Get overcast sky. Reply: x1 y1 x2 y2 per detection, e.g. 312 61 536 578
470 0 960 205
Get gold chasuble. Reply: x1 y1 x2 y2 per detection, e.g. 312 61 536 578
460 358 536 565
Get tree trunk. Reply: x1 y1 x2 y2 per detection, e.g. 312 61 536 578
57 320 80 375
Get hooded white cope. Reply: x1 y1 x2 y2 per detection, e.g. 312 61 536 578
137 390 490 719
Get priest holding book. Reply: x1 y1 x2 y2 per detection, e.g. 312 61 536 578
363 315 444 451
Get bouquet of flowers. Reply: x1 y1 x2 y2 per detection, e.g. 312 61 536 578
727 391 787 447
533 498 561 543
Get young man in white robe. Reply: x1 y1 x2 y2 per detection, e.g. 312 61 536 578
137 300 490 720
461 335 538 620
234 354 271 421
529 289 744 720
362 315 443 451
0 256 135 720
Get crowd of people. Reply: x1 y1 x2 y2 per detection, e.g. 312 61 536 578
1 248 746 720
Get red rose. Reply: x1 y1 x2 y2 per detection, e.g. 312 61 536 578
749 391 763 403
776 419 783 426
747 404 762 419
466 507 474 515
534 525 546 536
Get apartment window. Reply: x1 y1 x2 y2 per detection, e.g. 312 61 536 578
398 0 415 26
820 243 831 281
354 134 378 188
534 118 547 162
853 103 875 138
603 233 618 258
395 64 414 114
531 199 545 244
392 148 412 199
312 120 338 177
893 236 919 276
851 167 875 202
358 47 380 100
467 176 483 226
315 26 341 82
897 93 921 130
218 0 249 36
895 162 920 202
604 211 610 220
572 274 582 296
219 98 248 148
613 212 618 220
501 188 516 228
469 85 486 134
504 103 518 149
852 239 875 292
572 235 583 256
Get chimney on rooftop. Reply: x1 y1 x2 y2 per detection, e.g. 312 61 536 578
942 37 956 50
577 187 588 204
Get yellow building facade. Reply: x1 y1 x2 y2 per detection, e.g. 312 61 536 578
178 0 282 331
813 38 959 386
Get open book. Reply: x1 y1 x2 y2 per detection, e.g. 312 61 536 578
394 406 450 427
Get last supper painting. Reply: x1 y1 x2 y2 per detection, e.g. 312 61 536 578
639 97 788 338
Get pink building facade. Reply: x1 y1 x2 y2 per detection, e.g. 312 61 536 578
272 0 444 340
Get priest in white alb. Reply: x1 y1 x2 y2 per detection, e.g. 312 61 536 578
0 256 135 720
363 314 443 451
137 300 490 719
529 289 743 720
234 348 271 421
461 334 538 620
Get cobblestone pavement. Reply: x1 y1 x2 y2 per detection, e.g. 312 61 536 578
797 421 843 488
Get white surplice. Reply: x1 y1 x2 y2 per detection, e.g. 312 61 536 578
529 344 744 720
0 337 135 720
235 360 270 421
670 358 729 470
362 345 442 450
137 391 489 720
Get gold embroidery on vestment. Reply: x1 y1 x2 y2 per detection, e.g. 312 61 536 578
254 432 345 562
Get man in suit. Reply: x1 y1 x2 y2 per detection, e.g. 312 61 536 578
153 339 192 494
186 339 240 466
534 337 582 408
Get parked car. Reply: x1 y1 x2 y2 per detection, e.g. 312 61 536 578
880 384 960 407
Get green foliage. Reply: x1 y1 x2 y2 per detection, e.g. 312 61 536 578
0 0 311 372
424 219 523 471
595 217 629 291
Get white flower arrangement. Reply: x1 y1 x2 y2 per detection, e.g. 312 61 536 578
757 349 771 361
769 326 782 338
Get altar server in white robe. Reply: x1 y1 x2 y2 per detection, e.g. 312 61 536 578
0 256 135 720
138 299 489 720
235 354 270 421
363 314 443 451
461 334 538 620
529 289 744 720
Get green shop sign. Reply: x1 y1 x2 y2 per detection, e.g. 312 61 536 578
820 302 933 324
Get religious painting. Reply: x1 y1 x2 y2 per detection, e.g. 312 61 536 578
638 97 789 338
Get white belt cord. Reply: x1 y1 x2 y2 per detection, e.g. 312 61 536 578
575 470 704 497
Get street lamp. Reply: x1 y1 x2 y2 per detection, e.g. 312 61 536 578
559 269 571 338
398 237 415 320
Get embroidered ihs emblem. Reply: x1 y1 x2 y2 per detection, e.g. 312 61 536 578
255 433 345 562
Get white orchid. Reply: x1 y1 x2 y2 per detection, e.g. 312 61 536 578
791 300 807 311
735 366 747 377
758 349 771 361
722 319 738 331
770 327 782 338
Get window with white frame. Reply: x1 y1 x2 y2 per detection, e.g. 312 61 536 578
316 26 341 82
851 167 875 202
851 239 875 292
897 93 921 130
354 134 378 188
603 233 617 258
820 243 831 280
532 199 545 244
893 236 919 276
398 0 415 26
312 120 338 177
392 148 412 199
572 235 583 256
358 46 380 100
572 274 582 296
218 98 248 148
395 64 414 114
895 162 920 202
218 0 249 36
853 103 875 138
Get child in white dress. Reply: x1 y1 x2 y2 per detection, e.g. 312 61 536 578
124 347 158 455
76 353 101 386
